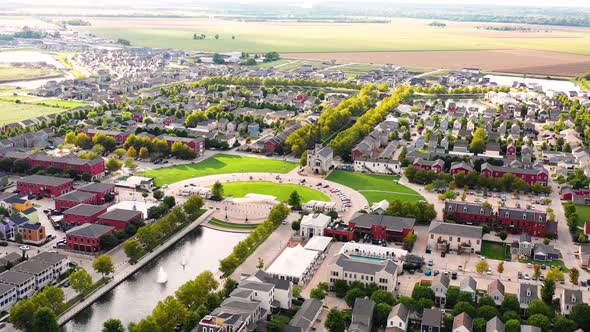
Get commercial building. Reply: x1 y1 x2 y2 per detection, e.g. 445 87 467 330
54 190 97 210
17 175 74 198
328 253 399 292
97 208 142 230
443 201 494 225
78 182 116 204
3 151 105 177
349 213 415 243
63 204 108 226
0 270 36 299
12 260 55 290
300 213 331 239
265 244 320 285
428 222 483 253
66 223 115 253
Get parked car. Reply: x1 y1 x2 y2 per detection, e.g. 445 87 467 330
18 245 30 251
0 241 7 247
451 272 458 280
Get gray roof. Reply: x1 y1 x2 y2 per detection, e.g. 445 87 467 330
460 276 477 293
56 190 96 203
520 233 532 243
421 309 442 327
66 223 114 238
30 252 67 265
220 298 260 312
13 260 53 275
0 270 35 285
351 213 415 232
499 207 547 223
229 288 253 299
428 222 483 239
0 283 16 297
520 325 541 332
63 204 106 217
433 272 450 289
453 312 472 331
533 243 559 256
98 209 141 221
331 253 398 275
0 253 21 266
519 283 538 302
238 281 274 292
289 298 323 331
562 288 583 305
486 316 504 332
252 270 291 290
388 303 409 322
18 175 73 187
481 163 548 176
445 201 493 216
78 182 116 193
351 297 375 326
317 146 333 158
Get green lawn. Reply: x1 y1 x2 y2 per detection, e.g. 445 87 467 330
518 257 569 272
0 100 70 125
575 204 590 228
140 154 297 186
326 170 423 204
481 241 510 261
208 218 260 230
31 99 89 109
219 181 330 203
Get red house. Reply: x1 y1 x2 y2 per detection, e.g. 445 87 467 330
78 183 116 204
506 144 517 160
413 158 445 174
443 201 494 225
157 135 205 157
97 209 142 230
3 151 105 177
348 214 415 242
480 163 549 186
17 175 74 198
63 204 108 225
496 206 552 237
450 162 473 176
264 138 280 154
80 129 131 144
66 223 115 253
55 190 98 210
132 112 144 122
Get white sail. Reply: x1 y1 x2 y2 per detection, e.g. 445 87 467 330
157 267 168 283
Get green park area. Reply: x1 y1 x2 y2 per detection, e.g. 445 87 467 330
0 100 71 125
326 170 423 204
31 99 89 109
480 241 511 261
140 154 297 186
219 181 330 203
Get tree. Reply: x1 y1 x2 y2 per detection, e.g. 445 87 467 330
528 300 554 318
501 294 520 313
138 147 150 159
478 296 495 307
268 314 289 332
333 279 348 297
75 132 92 149
505 319 520 332
546 267 564 282
497 261 504 276
183 194 204 216
15 232 23 243
371 290 396 305
212 53 224 64
374 303 391 328
570 267 580 284
473 317 487 332
498 231 508 241
533 264 541 278
175 271 218 310
101 234 118 251
69 268 93 295
310 286 326 300
43 286 65 310
571 304 590 332
65 131 76 144
553 317 578 332
325 308 346 332
106 157 123 172
152 190 164 200
32 307 59 332
527 314 550 331
124 239 144 262
93 254 115 278
403 232 417 248
288 190 301 209
476 259 489 274
211 181 224 201
469 128 486 154
452 301 476 318
132 316 161 332
291 220 300 231
103 319 125 332
127 146 137 158
345 288 366 307
152 296 187 332
163 196 176 209
9 299 37 331
502 311 519 323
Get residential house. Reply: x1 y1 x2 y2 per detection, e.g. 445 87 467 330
487 279 505 306
428 222 483 253
496 207 553 237
353 157 400 175
328 253 399 292
511 233 533 257
413 158 444 174
431 273 450 307
0 270 36 299
30 252 68 277
560 288 582 316
349 297 375 332
452 312 472 332
12 260 54 290
532 243 559 261
0 283 17 313
287 298 323 332
386 303 409 331
518 283 538 310
241 270 293 310
480 163 548 186
486 317 504 332
421 309 442 332
460 277 477 302
443 201 494 225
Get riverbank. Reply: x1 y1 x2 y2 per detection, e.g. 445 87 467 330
58 210 213 326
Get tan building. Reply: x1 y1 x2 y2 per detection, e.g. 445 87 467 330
327 253 399 292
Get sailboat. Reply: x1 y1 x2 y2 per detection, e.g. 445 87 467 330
157 267 168 284
181 253 187 267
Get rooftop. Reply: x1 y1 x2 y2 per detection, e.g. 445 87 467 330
18 175 74 187
67 223 114 238
98 208 142 221
63 204 107 217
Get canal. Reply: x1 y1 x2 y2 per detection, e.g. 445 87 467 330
62 227 247 331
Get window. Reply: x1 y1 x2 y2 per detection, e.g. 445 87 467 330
505 212 509 218
480 208 484 214
523 213 527 220
457 237 461 242
463 207 467 212
430 234 434 239
449 236 453 241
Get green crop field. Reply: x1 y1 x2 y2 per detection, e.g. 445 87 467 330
0 100 71 125
326 170 423 204
74 17 590 55
139 154 297 186
219 181 330 203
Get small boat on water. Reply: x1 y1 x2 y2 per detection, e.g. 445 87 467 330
157 267 168 284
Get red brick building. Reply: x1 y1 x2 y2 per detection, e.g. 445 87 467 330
66 223 115 253
55 191 97 210
157 135 205 157
80 128 131 144
480 163 549 186
63 204 107 225
506 144 516 160
323 223 355 242
78 183 116 204
3 151 105 178
17 175 74 198
348 213 415 242
450 162 473 176
97 209 142 230
496 206 554 237
413 158 444 174
443 201 494 225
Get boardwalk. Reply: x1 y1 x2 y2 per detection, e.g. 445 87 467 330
57 210 213 326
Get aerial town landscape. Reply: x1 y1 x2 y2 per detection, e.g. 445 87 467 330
0 0 588 331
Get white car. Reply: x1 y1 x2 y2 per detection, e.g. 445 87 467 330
19 245 30 251
282 219 288 225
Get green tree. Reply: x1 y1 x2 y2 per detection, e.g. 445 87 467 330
333 279 348 297
124 239 144 262
374 303 391 328
75 132 92 149
528 300 554 318
527 314 550 331
473 317 487 332
212 53 224 64
310 286 326 300
571 304 590 331
183 194 204 216
15 232 23 243
106 157 123 172
93 254 115 278
211 181 224 201
103 319 125 332
469 128 486 154
325 308 346 332
65 131 76 144
371 290 396 305
136 225 159 249
288 190 301 209
175 271 218 310
9 299 37 331
268 314 290 332
541 279 555 304
570 267 580 284
69 268 93 295
476 260 489 274
505 319 520 332
43 286 65 310
151 296 187 332
32 307 59 332
131 316 161 332
452 301 476 318
477 305 499 321
546 267 564 282
553 317 578 332
345 288 366 307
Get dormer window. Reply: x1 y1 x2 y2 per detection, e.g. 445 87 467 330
538 216 543 221
572 296 577 303
523 213 527 220
448 206 453 211
527 290 531 296
480 208 484 215
505 212 510 218
463 206 468 212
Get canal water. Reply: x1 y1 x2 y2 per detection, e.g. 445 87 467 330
62 227 247 332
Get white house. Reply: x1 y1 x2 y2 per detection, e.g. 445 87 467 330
0 271 36 299
353 157 400 175
428 222 483 253
387 303 409 331
560 288 582 316
328 253 399 292
30 252 69 277
13 260 55 290
487 279 505 306
300 213 331 239
307 144 333 174
431 273 450 307
370 200 389 214
452 312 472 332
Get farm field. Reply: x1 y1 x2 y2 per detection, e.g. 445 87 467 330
218 181 330 203
326 170 423 204
139 154 297 186
0 64 60 81
0 100 71 125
